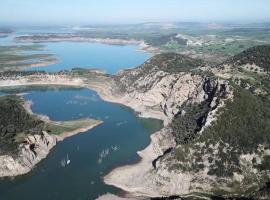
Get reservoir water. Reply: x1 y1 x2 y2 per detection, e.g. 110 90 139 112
29 42 151 74
0 87 162 200
0 32 157 199
0 33 152 74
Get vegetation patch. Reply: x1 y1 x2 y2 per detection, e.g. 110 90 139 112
0 95 44 154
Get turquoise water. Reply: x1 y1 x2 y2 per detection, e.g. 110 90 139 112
29 42 151 74
0 87 162 200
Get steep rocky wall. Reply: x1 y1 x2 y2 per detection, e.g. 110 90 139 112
0 131 59 177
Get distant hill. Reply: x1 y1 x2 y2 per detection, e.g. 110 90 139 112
140 52 205 73
226 45 270 71
145 33 188 46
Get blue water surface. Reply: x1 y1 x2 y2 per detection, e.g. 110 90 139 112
28 42 151 74
0 87 162 200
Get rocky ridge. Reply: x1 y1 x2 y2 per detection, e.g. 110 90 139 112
103 47 270 199
0 131 58 177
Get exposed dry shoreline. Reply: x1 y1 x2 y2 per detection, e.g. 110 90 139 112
58 122 102 139
0 75 167 198
15 35 143 45
15 35 160 55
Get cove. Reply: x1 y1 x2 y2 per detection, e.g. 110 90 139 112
0 87 162 200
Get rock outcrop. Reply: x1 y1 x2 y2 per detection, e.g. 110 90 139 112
0 95 101 177
0 47 269 199
104 75 232 198
103 49 270 199
113 53 207 123
0 131 58 177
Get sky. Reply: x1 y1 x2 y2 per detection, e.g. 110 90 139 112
1 0 270 26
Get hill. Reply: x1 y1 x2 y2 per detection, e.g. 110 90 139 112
104 48 270 199
226 45 270 71
115 52 206 93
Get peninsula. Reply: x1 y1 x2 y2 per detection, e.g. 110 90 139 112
0 95 102 177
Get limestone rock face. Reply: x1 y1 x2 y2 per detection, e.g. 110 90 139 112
105 50 270 199
0 131 58 177
105 74 232 197
115 63 228 125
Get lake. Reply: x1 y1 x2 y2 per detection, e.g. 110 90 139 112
29 42 151 74
0 87 162 200
0 33 152 74
0 32 157 199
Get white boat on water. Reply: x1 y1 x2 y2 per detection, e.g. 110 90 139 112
66 154 71 165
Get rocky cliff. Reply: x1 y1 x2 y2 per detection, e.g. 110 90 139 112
113 53 207 123
0 95 100 177
104 48 270 199
0 96 59 177
0 131 58 177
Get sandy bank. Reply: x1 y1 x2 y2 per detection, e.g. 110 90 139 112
96 194 138 200
102 128 177 198
58 121 102 139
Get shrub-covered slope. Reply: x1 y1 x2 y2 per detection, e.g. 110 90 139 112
225 45 270 71
108 48 270 199
0 96 44 154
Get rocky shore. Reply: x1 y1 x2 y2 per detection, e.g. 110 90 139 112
0 131 58 177
1 47 269 199
0 95 102 178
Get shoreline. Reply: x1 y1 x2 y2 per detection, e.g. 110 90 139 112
14 35 161 55
22 98 103 141
102 129 175 198
58 122 102 140
15 36 143 46
0 76 167 197
0 94 103 178
2 36 160 73
0 75 166 122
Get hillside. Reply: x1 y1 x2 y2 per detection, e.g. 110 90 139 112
115 52 206 93
145 33 188 47
104 48 270 199
0 95 101 177
211 45 270 98
225 45 270 71
0 96 44 155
